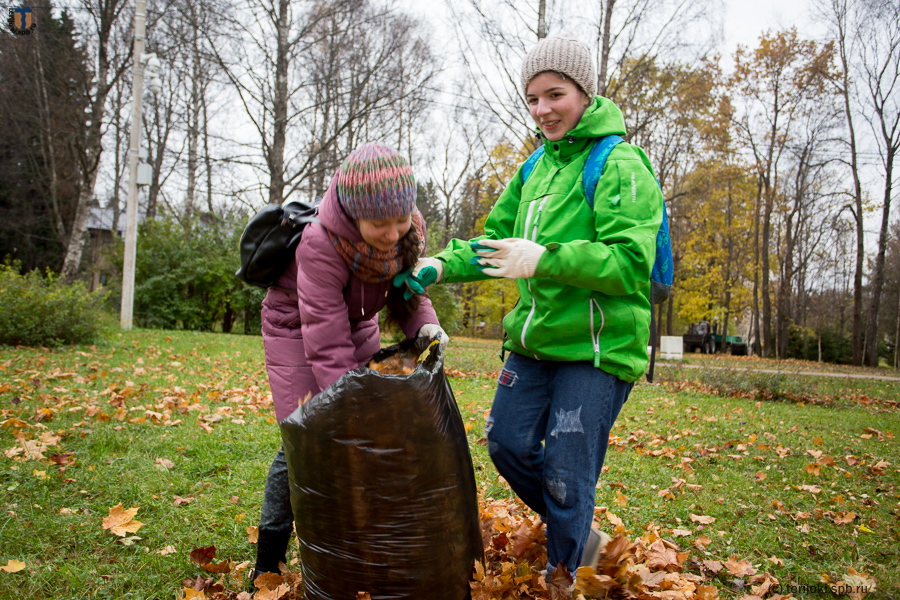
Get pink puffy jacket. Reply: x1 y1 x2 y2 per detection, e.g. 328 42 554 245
260 175 439 422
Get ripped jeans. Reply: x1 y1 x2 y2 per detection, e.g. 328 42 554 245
485 352 632 574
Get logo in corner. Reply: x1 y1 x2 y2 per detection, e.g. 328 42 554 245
8 7 36 35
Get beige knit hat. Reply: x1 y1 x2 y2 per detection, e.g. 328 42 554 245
521 35 596 97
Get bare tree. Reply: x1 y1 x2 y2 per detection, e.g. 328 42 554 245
730 29 837 357
290 3 437 199
202 0 435 208
857 0 900 366
446 0 720 150
60 0 135 281
817 0 900 366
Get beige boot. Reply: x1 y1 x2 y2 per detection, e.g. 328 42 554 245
579 527 611 568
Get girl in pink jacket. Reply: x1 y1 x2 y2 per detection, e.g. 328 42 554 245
252 143 447 579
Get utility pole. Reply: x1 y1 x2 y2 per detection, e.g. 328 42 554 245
120 0 160 329
120 0 146 330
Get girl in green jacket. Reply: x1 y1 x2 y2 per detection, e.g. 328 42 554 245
397 35 663 579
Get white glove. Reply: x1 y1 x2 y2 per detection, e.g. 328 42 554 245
473 238 546 279
417 323 450 349
412 257 444 282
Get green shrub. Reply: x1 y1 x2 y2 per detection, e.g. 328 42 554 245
786 324 853 364
0 263 113 346
105 216 266 333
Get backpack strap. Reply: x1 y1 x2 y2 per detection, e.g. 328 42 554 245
520 146 545 185
582 135 624 208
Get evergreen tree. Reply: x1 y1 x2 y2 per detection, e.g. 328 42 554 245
0 4 91 272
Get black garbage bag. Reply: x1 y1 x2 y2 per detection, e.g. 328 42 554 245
280 337 483 600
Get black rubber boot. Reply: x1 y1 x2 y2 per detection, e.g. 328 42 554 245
252 528 292 580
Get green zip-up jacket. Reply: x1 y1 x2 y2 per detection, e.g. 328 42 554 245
434 96 663 382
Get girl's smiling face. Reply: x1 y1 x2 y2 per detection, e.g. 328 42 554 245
525 71 592 141
356 214 412 252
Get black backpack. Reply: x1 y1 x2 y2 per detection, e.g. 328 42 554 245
235 198 321 288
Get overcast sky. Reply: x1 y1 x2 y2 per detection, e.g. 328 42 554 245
723 0 819 58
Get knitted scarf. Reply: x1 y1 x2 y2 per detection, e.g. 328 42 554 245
330 212 425 284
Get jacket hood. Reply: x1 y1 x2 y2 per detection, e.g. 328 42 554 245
317 172 363 242
536 96 627 162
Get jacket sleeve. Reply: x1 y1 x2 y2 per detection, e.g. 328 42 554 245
295 227 359 391
433 165 524 284
535 146 663 296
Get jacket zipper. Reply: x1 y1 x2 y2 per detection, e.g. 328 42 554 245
519 197 547 351
590 298 605 368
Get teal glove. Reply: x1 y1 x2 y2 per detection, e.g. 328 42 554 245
392 257 444 300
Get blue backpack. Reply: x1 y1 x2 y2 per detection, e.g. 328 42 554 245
520 135 674 381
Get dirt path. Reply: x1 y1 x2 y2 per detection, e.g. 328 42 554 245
657 362 900 382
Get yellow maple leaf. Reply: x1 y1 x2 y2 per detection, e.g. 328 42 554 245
246 526 259 544
1 559 25 573
101 503 143 537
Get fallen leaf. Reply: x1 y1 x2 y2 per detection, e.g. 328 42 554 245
839 567 877 600
645 539 683 572
696 584 719 599
690 514 716 525
548 564 573 599
252 572 284 590
803 463 822 476
189 546 217 567
158 545 177 555
203 560 231 574
156 458 175 469
833 511 857 525
703 560 724 574
247 526 259 544
255 585 290 600
101 504 143 537
117 535 142 546
0 560 25 573
862 427 884 441
49 452 76 465
724 555 757 576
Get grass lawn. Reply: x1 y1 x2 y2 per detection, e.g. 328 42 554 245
1 331 897 599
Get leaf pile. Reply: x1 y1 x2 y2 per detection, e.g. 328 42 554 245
174 497 878 600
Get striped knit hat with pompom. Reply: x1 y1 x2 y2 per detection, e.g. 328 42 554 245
336 142 417 221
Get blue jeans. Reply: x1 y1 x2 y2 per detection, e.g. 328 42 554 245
486 352 631 574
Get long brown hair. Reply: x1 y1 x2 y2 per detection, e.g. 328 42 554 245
382 217 423 330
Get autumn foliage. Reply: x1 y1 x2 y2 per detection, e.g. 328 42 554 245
175 496 880 600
